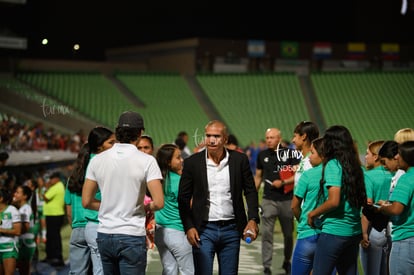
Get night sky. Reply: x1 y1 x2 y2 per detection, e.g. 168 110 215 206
2 0 413 60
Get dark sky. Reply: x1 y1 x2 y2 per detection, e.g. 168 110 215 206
2 0 413 60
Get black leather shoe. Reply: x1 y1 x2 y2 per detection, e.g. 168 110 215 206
40 258 51 263
282 261 291 275
49 258 65 267
264 267 272 275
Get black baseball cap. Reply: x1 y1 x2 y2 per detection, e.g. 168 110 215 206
117 111 144 129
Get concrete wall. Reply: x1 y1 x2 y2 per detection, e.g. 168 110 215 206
14 59 148 74
4 38 414 75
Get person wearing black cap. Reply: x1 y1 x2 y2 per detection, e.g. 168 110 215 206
82 111 164 274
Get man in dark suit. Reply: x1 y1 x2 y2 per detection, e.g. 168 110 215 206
178 120 260 275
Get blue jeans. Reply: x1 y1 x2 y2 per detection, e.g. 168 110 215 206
313 233 361 275
193 222 240 275
389 236 414 275
359 228 388 275
85 222 103 275
292 235 319 275
69 227 91 275
154 225 194 275
96 232 147 275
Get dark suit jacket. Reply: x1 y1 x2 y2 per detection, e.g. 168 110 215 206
178 149 259 235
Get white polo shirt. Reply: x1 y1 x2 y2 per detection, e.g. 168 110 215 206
86 143 162 236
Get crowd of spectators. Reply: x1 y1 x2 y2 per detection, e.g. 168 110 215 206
0 114 86 153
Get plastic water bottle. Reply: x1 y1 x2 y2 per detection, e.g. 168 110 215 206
245 230 254 244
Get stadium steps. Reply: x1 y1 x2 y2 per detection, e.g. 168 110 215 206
104 73 146 108
183 74 224 121
298 75 327 131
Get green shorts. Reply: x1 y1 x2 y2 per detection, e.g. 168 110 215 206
0 243 18 261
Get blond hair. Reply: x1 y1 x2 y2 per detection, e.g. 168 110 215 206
368 140 385 156
394 128 414 144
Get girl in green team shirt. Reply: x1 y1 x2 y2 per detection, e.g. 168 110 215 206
359 140 393 275
378 141 414 275
0 187 21 275
81 126 115 275
13 185 36 275
291 137 324 275
308 125 367 275
154 144 194 275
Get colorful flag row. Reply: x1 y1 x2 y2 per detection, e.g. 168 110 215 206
346 42 400 60
247 40 400 60
247 40 301 58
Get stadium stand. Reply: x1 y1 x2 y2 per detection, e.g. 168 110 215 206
11 71 213 149
15 71 138 128
115 72 210 148
0 74 96 134
196 72 311 147
311 71 414 153
3 69 414 156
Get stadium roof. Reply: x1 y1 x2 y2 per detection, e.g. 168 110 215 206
2 0 414 60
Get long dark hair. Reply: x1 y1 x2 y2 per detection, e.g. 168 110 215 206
156 144 179 180
67 143 90 194
318 125 366 208
24 179 38 223
88 126 114 153
19 185 33 204
378 140 398 158
20 185 36 224
67 126 113 194
294 121 320 145
312 137 324 157
399 141 414 167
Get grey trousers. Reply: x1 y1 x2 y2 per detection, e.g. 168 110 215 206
261 198 294 268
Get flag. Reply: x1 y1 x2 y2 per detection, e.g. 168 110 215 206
280 41 299 58
347 42 366 59
313 42 332 59
247 40 265 58
381 43 400 60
